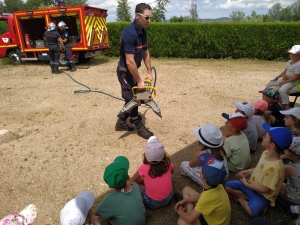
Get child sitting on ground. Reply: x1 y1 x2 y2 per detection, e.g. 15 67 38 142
279 137 300 214
181 124 228 187
260 87 285 127
225 123 293 217
266 45 300 110
222 112 251 173
60 190 99 225
95 156 145 225
251 99 268 139
174 153 231 225
130 136 174 209
280 107 300 137
234 101 258 153
0 204 37 225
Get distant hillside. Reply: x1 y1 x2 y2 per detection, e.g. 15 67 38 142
199 17 232 22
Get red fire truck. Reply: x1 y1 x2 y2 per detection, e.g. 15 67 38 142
0 4 110 64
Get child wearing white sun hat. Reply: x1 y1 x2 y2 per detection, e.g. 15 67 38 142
180 124 229 187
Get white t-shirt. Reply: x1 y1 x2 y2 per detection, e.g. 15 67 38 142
241 118 258 152
252 115 266 139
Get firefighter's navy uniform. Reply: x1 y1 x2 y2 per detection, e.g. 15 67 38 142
43 29 61 74
58 22 76 72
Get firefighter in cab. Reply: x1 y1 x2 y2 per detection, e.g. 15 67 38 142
43 22 64 74
58 21 76 72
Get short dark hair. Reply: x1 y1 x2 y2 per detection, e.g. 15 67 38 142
269 132 283 154
135 3 152 14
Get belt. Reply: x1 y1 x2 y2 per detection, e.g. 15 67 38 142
118 66 127 72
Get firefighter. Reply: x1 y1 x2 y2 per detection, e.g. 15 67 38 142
58 21 76 72
43 22 64 74
115 3 154 139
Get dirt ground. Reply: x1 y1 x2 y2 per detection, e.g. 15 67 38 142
0 57 298 225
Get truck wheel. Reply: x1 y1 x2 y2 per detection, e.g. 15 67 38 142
79 53 91 64
8 51 21 64
59 53 68 66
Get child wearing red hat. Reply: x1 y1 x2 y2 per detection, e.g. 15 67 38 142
222 112 251 173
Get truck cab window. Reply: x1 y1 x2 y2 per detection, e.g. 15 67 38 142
0 19 9 35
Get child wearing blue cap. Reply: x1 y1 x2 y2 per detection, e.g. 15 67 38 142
174 153 231 225
225 123 293 217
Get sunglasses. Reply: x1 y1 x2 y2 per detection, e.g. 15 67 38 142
138 13 153 21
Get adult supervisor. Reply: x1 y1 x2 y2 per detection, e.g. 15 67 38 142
58 21 76 72
43 22 64 74
115 3 154 139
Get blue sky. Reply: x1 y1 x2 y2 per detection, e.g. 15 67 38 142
87 0 296 22
1 0 295 21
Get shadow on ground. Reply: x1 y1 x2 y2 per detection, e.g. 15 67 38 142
93 132 299 225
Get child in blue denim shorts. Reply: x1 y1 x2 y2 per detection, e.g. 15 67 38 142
225 123 293 217
130 136 174 209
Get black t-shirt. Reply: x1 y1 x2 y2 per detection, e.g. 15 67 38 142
43 30 60 44
269 102 285 126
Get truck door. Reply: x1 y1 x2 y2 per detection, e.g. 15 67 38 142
0 16 17 57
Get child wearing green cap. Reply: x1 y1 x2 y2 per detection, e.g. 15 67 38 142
94 156 145 225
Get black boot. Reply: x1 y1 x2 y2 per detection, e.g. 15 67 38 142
54 66 60 74
130 117 154 139
70 63 76 72
115 118 134 131
51 67 55 74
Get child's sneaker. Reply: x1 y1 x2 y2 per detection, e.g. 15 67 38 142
174 193 183 203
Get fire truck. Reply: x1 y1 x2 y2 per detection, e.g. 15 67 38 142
0 3 110 65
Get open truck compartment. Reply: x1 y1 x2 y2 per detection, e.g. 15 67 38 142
0 5 109 64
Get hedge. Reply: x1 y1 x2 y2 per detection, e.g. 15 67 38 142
106 22 300 60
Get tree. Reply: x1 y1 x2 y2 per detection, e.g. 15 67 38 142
279 7 293 21
268 2 282 21
189 0 198 22
169 15 183 22
1 0 25 12
116 0 132 22
289 1 300 21
229 11 245 21
151 0 170 22
64 0 88 6
25 0 53 10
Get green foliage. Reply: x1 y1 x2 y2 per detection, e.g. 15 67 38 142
169 16 184 23
189 0 198 22
64 0 88 6
230 11 246 21
0 21 9 34
107 22 300 60
152 0 170 22
116 0 132 22
1 0 25 13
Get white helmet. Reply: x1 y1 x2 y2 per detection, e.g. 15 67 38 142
58 21 66 30
48 22 56 31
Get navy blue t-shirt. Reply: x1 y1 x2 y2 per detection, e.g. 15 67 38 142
60 30 70 44
43 30 60 44
118 20 148 69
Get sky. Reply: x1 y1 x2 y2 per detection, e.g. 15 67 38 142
0 0 296 21
87 0 297 22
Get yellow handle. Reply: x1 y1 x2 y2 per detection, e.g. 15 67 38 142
131 78 156 98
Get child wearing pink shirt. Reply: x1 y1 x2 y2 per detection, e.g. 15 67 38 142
130 136 174 209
